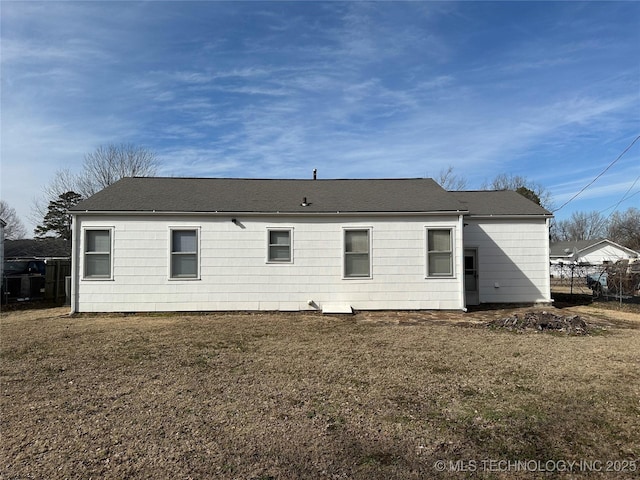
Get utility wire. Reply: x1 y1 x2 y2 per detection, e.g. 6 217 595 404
550 187 639 228
608 175 640 214
553 135 640 213
593 176 640 217
597 190 640 217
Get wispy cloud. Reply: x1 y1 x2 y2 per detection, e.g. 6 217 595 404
1 1 638 234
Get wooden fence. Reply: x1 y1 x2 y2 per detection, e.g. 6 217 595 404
45 259 71 304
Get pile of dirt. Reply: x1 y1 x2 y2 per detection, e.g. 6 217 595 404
487 310 589 335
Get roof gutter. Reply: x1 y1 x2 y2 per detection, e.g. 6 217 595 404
70 209 470 217
465 214 554 220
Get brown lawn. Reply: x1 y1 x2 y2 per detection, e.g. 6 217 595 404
1 303 639 479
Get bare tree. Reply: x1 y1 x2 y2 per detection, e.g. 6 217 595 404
608 207 640 251
0 200 28 240
552 211 608 242
435 166 468 190
32 144 158 227
482 173 553 210
550 219 569 243
30 169 79 227
77 144 158 197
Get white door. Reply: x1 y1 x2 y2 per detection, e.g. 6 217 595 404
464 248 479 306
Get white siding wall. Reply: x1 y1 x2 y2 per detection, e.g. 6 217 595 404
580 244 638 264
463 218 551 304
73 214 464 312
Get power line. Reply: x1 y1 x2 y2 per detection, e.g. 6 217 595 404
596 187 640 217
550 188 639 229
553 135 640 213
608 175 640 214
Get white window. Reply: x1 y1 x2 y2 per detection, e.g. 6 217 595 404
84 229 112 279
344 229 371 278
267 229 292 263
427 228 453 277
170 229 199 279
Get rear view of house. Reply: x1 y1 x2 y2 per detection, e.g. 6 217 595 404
69 177 552 313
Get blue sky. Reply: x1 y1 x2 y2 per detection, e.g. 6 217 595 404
1 1 639 235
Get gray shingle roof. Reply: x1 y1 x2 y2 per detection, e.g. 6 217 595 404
450 191 552 216
550 239 638 257
5 238 71 259
549 240 601 256
70 177 469 214
70 177 552 216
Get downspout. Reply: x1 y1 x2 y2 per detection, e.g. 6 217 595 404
459 213 467 312
544 217 553 303
70 213 79 314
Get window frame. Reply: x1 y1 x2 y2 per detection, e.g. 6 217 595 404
82 227 114 280
169 227 200 280
426 227 455 278
266 228 293 264
343 227 372 279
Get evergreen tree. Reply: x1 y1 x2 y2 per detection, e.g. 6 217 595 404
34 191 82 240
515 186 541 206
482 173 553 210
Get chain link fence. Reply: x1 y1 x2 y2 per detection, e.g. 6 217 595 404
551 261 640 302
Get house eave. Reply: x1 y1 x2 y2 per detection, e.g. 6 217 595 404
71 209 470 217
577 239 639 258
464 214 554 220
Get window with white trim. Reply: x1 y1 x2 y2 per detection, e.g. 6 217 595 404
170 229 199 279
267 229 292 263
344 229 371 278
84 229 112 279
427 228 453 277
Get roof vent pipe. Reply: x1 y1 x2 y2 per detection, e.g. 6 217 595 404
313 168 317 180
301 197 309 207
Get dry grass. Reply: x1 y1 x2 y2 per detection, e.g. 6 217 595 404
1 305 639 479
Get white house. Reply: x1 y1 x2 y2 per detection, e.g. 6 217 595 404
550 239 639 266
69 178 553 313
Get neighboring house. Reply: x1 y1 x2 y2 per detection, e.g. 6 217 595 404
550 239 639 273
4 238 72 260
69 177 553 313
3 238 72 303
